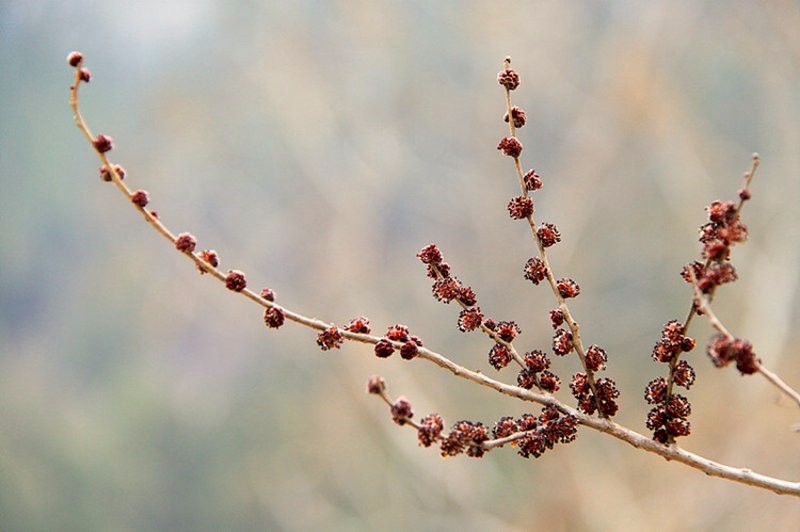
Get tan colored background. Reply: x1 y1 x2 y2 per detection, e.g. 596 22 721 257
2 1 799 529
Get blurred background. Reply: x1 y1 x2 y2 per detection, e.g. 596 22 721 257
2 0 800 529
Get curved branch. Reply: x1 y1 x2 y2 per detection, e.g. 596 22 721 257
68 54 800 498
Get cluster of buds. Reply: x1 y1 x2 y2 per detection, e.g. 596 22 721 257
393 401 579 461
497 57 617 418
372 323 423 360
644 321 696 442
707 334 760 375
493 406 579 459
681 187 752 294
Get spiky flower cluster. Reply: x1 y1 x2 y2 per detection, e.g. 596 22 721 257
517 350 559 392
707 334 760 375
372 323 423 360
644 320 696 442
680 196 749 293
493 406 578 458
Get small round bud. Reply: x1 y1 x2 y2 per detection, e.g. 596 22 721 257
504 106 527 128
259 287 275 301
556 278 580 299
92 134 113 153
197 250 219 274
367 375 386 395
523 169 543 191
99 164 126 182
175 232 197 253
225 270 247 292
263 307 285 329
417 243 443 265
508 195 534 220
497 68 520 90
131 189 149 208
67 51 83 67
497 136 523 158
391 396 414 425
344 315 371 334
537 223 561 247
316 326 343 351
400 340 419 360
374 339 395 358
78 68 91 83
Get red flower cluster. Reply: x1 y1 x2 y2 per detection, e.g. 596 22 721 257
517 350 560 392
417 414 444 447
344 315 371 334
570 373 619 417
497 136 523 158
646 393 692 444
497 67 520 90
440 420 489 458
508 195 534 219
707 334 760 374
492 407 578 459
504 106 527 128
651 320 695 363
523 257 547 285
537 223 561 247
523 169 543 191
316 325 343 351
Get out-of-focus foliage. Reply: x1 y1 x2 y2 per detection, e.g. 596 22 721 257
1 1 799 529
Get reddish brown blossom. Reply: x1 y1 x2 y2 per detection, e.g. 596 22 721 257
553 329 574 356
386 324 410 342
390 396 413 425
537 223 561 247
225 270 247 292
418 414 444 447
549 309 564 329
316 326 343 350
508 195 534 219
644 377 667 404
344 315 370 334
374 339 395 358
198 250 219 273
504 106 527 128
497 136 523 158
584 344 607 372
366 375 385 395
175 232 197 253
492 416 518 441
556 278 580 299
432 277 461 303
673 360 696 388
92 134 113 153
259 287 275 302
457 286 477 306
263 307 285 329
131 189 149 208
457 307 483 332
488 344 512 370
523 169 543 191
400 341 419 360
67 51 83 67
497 68 520 90
524 257 547 285
417 244 443 265
496 320 521 342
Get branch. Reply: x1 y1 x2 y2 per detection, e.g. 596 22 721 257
689 271 800 408
67 51 800 497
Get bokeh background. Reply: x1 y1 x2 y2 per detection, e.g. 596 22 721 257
2 1 800 530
